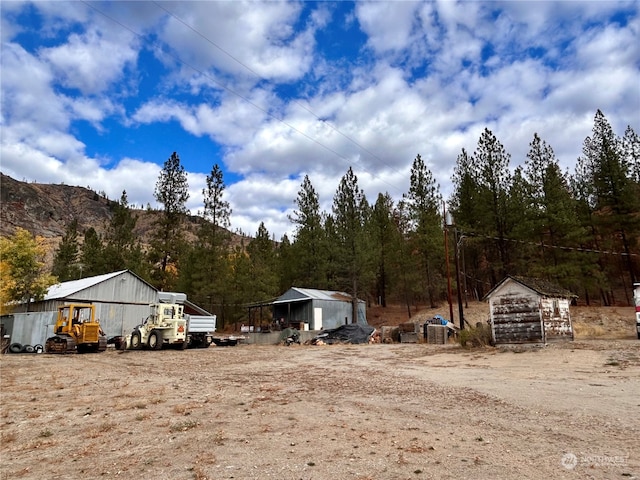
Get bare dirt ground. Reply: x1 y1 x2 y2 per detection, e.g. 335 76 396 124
1 303 638 480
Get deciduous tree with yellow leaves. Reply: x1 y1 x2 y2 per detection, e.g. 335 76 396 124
0 228 57 314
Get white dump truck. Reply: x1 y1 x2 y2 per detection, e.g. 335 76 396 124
186 314 245 347
125 292 244 350
129 302 188 350
185 314 217 348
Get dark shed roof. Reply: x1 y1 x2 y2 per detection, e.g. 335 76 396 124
484 275 576 300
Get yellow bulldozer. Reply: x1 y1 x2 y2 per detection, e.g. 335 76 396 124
45 303 107 354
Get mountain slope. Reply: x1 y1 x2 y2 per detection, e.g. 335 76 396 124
0 173 114 238
0 173 247 249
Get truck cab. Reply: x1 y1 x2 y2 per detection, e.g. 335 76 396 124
129 303 187 350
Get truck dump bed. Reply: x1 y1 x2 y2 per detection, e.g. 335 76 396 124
187 315 217 333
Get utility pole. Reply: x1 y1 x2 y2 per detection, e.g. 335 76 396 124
443 202 454 324
459 234 468 307
454 228 465 330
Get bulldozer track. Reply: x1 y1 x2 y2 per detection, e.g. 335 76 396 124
45 334 77 354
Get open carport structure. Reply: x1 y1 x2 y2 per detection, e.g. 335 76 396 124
272 287 367 331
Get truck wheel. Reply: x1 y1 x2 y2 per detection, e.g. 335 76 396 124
148 330 162 350
9 343 23 354
130 331 141 350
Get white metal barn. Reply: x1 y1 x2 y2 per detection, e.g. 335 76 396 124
1 270 158 347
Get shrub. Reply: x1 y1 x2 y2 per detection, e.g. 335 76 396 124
459 323 493 348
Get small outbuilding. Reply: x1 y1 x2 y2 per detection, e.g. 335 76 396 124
484 275 575 345
272 287 367 331
1 270 158 347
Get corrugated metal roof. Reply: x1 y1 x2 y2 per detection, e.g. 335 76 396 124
273 287 355 304
44 270 128 300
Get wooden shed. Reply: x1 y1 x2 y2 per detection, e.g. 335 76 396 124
484 276 575 345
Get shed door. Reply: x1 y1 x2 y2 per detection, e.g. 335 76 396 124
314 308 323 331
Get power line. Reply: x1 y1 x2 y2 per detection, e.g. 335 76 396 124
82 2 352 165
84 1 408 195
152 1 409 192
462 231 639 257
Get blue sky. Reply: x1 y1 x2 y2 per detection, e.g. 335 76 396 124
1 1 639 239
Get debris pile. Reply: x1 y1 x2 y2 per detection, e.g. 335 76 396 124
310 324 375 345
6 343 43 354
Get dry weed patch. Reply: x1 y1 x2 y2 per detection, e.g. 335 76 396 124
169 419 199 432
86 421 116 438
25 438 56 452
574 323 606 338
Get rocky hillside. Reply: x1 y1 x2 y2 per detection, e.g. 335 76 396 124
0 173 115 239
0 173 247 249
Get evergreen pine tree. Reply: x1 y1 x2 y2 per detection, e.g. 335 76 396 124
289 175 327 288
402 154 444 307
149 152 190 290
370 192 402 308
332 167 372 322
581 110 639 286
103 191 139 273
178 163 232 312
473 128 513 283
246 222 279 301
79 227 105 278
52 219 81 281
